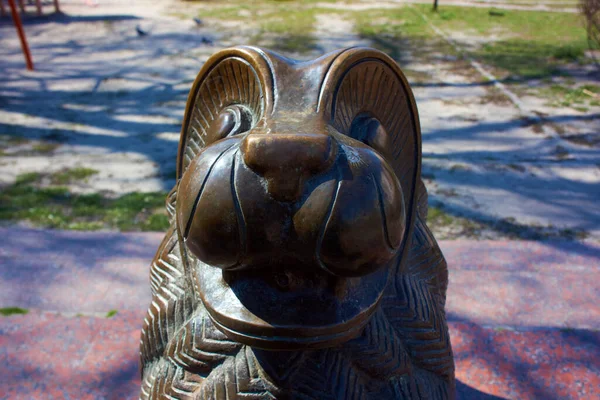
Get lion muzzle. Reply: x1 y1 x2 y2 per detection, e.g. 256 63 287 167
177 132 405 278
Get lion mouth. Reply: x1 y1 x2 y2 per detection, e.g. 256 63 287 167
193 256 391 350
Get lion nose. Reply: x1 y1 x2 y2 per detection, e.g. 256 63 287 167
241 133 337 202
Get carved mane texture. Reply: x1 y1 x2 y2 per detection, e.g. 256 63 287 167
139 46 455 400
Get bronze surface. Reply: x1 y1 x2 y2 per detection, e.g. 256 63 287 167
140 46 455 399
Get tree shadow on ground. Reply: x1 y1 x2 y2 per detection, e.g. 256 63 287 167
361 31 600 87
456 381 507 399
419 112 600 253
1 14 599 252
1 307 597 399
0 227 158 312
0 309 143 398
0 14 216 187
448 313 600 400
0 12 141 25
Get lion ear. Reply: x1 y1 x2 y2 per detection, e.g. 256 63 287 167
318 48 422 271
176 46 275 180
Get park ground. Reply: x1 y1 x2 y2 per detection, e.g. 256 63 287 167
1 0 599 241
0 0 599 399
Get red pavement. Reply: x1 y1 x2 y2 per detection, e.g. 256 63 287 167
1 228 599 399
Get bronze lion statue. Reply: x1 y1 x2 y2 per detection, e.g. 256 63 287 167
139 46 455 399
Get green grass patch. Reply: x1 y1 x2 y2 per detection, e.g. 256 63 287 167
0 307 29 316
415 4 584 41
143 213 170 231
0 136 65 157
417 4 591 79
32 142 59 153
475 40 586 80
255 6 322 54
507 163 526 173
106 309 118 318
427 203 588 240
352 7 428 39
265 34 319 54
426 204 484 239
480 87 512 105
535 84 600 109
351 5 591 79
0 135 30 145
472 0 578 6
50 167 99 185
259 7 316 35
198 5 250 21
428 206 457 227
0 173 170 231
16 172 44 185
196 1 322 54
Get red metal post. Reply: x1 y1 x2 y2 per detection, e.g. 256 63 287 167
35 0 41 16
53 0 60 13
8 0 34 70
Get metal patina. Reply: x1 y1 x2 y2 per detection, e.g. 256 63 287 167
140 46 455 399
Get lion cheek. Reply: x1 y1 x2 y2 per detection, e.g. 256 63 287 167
293 178 339 251
376 162 406 250
180 152 242 270
176 138 239 238
317 175 399 277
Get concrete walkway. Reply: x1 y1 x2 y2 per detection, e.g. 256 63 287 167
0 228 598 399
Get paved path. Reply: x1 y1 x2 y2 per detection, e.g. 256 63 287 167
1 228 598 399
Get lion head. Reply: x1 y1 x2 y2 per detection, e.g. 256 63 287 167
172 46 422 350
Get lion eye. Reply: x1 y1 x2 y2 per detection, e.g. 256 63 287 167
349 114 391 157
212 105 253 139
